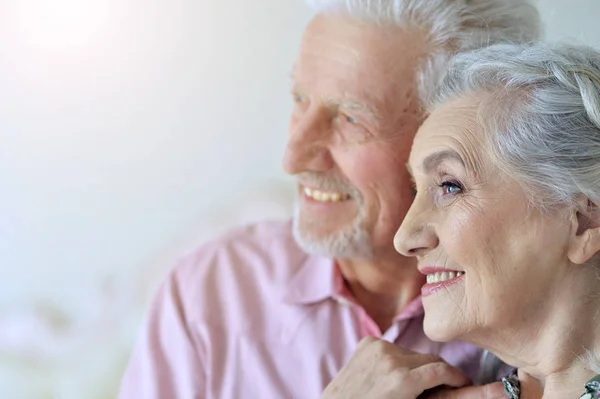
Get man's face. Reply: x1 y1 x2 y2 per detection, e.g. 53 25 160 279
283 14 426 259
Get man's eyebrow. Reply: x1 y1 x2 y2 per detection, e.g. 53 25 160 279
286 79 380 120
422 150 465 173
336 98 380 120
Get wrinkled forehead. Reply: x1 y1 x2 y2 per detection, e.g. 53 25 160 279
293 14 428 106
410 95 490 175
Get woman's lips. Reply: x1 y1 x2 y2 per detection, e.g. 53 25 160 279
419 267 465 297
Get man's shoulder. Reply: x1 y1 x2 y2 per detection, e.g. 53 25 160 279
157 219 327 331
167 219 309 301
177 219 304 271
209 218 300 254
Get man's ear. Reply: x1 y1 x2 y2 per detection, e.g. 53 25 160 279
568 196 600 265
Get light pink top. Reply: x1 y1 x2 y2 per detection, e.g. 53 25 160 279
119 220 482 399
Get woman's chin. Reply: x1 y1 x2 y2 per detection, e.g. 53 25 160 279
422 289 469 342
423 314 460 343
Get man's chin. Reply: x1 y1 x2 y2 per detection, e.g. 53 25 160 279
292 215 373 259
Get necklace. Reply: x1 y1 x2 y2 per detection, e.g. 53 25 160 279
501 372 600 398
502 372 520 399
579 375 600 399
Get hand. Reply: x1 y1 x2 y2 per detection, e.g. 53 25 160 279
321 337 471 399
518 371 543 399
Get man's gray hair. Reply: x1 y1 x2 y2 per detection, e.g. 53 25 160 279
430 42 600 210
304 0 542 105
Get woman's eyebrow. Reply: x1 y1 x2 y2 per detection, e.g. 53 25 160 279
421 150 465 174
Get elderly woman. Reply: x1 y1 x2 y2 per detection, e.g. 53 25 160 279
322 42 600 399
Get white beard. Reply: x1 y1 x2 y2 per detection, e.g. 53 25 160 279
292 200 373 259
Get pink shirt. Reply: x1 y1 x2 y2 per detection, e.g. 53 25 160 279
119 220 482 399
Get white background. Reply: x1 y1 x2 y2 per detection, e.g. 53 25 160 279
1 0 599 397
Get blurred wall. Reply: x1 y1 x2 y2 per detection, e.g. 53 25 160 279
0 0 310 397
0 0 599 397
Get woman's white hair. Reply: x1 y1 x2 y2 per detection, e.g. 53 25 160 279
431 42 600 210
304 0 542 105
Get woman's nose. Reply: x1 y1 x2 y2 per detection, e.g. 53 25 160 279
394 202 439 257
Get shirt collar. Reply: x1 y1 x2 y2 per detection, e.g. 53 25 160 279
282 254 337 305
282 253 425 320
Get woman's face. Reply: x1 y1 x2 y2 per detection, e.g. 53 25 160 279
394 94 576 346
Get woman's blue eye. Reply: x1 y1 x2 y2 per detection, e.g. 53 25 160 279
440 181 462 195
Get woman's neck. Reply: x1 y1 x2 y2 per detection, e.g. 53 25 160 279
477 269 600 398
518 363 596 398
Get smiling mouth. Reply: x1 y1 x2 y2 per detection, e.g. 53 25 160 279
425 271 464 284
303 186 351 203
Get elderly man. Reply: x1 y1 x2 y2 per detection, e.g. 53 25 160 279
118 1 540 398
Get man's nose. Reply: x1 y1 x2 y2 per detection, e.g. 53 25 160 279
393 201 439 258
282 105 334 175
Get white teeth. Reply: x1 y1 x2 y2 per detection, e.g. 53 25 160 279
304 187 348 203
426 271 464 284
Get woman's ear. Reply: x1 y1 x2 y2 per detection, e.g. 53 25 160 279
568 197 600 265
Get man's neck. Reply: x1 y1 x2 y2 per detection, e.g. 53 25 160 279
336 254 424 333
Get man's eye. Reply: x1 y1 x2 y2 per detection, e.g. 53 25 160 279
345 115 357 124
292 93 306 103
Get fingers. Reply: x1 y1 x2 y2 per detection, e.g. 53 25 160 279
349 338 478 399
357 338 445 368
356 336 379 349
408 361 471 396
519 371 544 398
426 382 506 399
